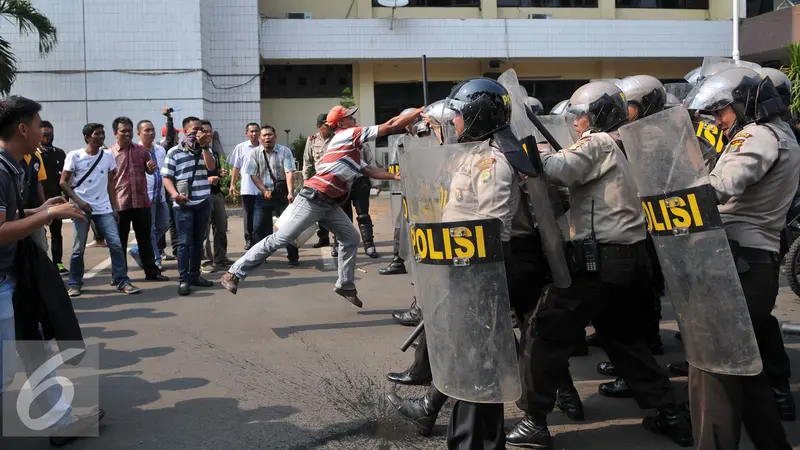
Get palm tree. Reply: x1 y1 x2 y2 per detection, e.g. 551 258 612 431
0 0 57 96
781 42 800 119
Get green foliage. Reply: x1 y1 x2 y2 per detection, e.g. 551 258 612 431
290 134 307 169
340 87 356 109
0 0 58 95
781 42 800 119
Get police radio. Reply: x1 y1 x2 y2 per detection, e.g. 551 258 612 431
582 200 600 273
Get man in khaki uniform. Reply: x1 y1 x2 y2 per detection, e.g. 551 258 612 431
684 67 796 449
302 113 334 248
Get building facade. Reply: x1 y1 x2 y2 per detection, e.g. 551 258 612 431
3 0 771 155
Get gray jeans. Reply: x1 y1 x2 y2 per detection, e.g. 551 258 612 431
229 193 361 290
203 192 228 264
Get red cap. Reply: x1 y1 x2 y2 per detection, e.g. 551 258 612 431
326 105 358 127
161 125 185 137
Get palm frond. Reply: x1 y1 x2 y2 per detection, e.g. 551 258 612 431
0 0 57 55
780 42 800 118
0 36 18 96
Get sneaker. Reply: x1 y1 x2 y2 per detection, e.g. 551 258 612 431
49 408 106 447
220 272 240 294
119 283 141 294
334 287 363 308
67 286 81 297
56 263 68 276
156 263 164 272
164 253 176 261
201 263 216 274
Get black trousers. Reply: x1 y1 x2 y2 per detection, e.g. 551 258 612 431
643 235 664 343
408 331 432 380
118 207 160 277
49 218 63 264
447 402 505 450
525 246 676 419
688 257 791 450
337 177 374 249
317 224 330 241
241 194 257 248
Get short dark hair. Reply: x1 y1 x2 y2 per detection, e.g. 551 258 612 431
246 122 260 131
182 116 200 128
112 116 133 132
0 96 42 140
82 123 104 138
261 125 276 134
41 120 53 129
200 119 212 128
136 119 153 132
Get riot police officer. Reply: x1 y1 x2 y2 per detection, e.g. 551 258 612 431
387 78 555 450
506 81 692 449
683 67 797 448
593 74 668 399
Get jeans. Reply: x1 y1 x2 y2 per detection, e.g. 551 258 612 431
175 199 212 282
230 192 360 290
203 192 228 265
252 195 299 262
0 276 73 429
69 213 130 288
241 194 257 248
150 199 170 265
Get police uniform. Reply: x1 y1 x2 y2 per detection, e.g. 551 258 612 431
507 129 692 449
690 117 799 450
302 131 332 244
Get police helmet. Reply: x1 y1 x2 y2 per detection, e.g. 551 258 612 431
526 97 544 115
686 57 761 85
445 77 511 142
758 67 792 112
684 67 702 85
400 107 422 133
550 99 569 115
621 75 667 119
411 100 457 136
684 67 783 134
567 81 628 132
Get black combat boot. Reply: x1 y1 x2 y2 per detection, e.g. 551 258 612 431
357 214 379 258
555 386 585 421
774 387 796 421
392 299 421 326
379 255 407 275
386 385 448 436
598 378 634 398
506 414 553 449
642 403 694 447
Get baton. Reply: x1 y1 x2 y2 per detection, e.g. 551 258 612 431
525 106 564 152
422 54 429 107
400 320 424 352
781 322 800 336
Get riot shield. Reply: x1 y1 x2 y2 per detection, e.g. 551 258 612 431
664 83 693 108
498 69 572 288
535 115 577 150
699 57 760 81
401 139 521 403
618 106 762 376
388 135 404 230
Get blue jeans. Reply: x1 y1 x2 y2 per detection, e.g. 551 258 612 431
175 199 212 282
69 213 130 288
0 275 73 428
253 196 299 262
150 198 170 265
230 192 360 290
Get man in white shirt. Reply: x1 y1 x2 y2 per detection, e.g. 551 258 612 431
59 123 140 297
134 120 169 269
227 123 261 250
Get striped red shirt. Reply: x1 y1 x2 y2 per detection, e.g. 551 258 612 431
305 125 378 199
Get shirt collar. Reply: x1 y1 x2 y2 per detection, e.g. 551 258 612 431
0 148 23 175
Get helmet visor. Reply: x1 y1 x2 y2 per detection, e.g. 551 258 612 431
683 75 738 113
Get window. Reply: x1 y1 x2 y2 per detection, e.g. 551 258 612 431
373 0 480 6
498 0 598 6
261 65 353 99
615 0 708 8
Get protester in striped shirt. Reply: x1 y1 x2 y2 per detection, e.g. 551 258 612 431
162 116 217 296
221 105 423 309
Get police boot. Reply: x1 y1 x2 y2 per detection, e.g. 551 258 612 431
386 386 447 436
555 385 584 421
642 403 694 447
392 299 421 326
774 387 796 421
379 255 407 275
357 214 379 258
506 414 552 449
598 378 634 398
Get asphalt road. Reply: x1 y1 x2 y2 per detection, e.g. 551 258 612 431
3 195 800 449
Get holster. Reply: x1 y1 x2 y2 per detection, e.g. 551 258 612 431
563 240 645 285
729 239 777 274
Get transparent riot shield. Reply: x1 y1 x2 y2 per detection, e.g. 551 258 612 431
401 139 521 403
389 135 404 230
619 106 762 376
498 69 571 288
535 115 577 150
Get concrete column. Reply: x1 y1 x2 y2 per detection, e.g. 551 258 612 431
598 0 616 19
357 0 373 18
480 0 498 19
354 62 376 126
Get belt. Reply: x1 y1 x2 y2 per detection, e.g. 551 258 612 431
598 242 644 259
299 186 340 206
737 245 777 265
